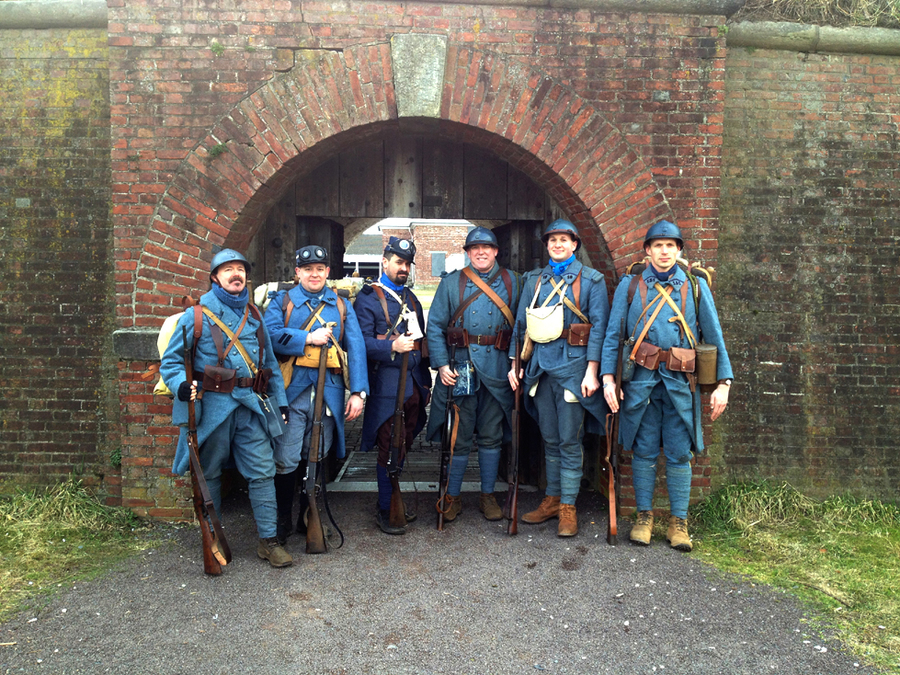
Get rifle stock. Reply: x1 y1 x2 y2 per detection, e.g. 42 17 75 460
182 326 230 574
436 345 457 531
387 350 410 529
505 326 523 535
305 327 333 555
602 317 626 545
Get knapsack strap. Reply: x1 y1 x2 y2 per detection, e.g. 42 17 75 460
629 286 673 361
460 266 516 327
201 306 260 376
373 284 409 338
653 282 697 348
449 268 503 327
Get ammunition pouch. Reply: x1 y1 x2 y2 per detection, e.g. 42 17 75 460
665 347 696 374
446 326 468 347
566 323 592 347
633 342 661 370
252 367 272 395
202 365 237 393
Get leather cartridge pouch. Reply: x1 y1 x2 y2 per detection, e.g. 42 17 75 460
665 347 696 374
633 342 661 370
567 323 592 347
294 345 342 369
495 329 512 351
695 343 718 385
525 303 564 344
202 365 237 393
446 326 468 347
252 367 272 395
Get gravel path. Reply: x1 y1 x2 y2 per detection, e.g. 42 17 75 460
0 490 876 675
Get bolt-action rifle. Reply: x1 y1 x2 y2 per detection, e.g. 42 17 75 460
182 326 232 575
603 317 626 545
386 348 411 529
504 324 523 535
436 344 458 531
304 322 335 555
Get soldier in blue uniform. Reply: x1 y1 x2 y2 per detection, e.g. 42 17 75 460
355 237 431 535
264 245 369 548
601 220 733 551
426 227 522 523
508 219 609 537
160 249 292 568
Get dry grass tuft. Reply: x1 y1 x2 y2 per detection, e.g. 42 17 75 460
732 0 900 30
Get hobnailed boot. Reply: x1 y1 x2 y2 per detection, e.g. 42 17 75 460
274 470 297 546
666 515 693 552
376 506 406 536
557 504 578 537
630 510 654 546
479 493 503 521
521 495 561 524
257 537 293 568
439 494 462 523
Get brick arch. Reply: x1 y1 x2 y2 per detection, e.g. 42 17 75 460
132 42 671 325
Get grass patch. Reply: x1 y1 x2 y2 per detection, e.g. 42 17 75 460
0 478 153 622
691 481 900 672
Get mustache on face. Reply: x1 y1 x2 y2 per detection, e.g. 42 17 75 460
228 275 244 284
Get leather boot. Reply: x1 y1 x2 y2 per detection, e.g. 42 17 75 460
257 537 293 567
440 494 462 522
630 510 654 546
479 493 503 521
558 504 577 537
666 515 693 552
521 495 561 524
274 470 297 546
376 506 406 535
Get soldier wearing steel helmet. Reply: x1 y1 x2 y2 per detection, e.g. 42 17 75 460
159 248 292 567
264 245 369 548
600 220 733 552
508 219 610 537
426 226 522 523
355 237 432 535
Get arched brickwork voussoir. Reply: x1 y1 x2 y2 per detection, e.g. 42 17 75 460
132 42 672 325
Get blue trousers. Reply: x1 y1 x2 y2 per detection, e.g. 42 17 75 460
631 382 694 519
201 405 277 539
447 386 504 496
275 386 336 473
531 374 585 505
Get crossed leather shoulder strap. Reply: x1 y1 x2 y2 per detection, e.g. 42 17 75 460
459 266 516 327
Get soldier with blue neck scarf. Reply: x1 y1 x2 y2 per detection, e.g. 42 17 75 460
508 219 610 537
264 245 369 548
601 220 733 552
160 248 292 568
355 237 431 535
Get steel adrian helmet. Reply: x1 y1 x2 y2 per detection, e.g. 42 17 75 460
463 226 499 250
541 219 581 251
295 245 329 267
209 248 249 276
383 236 416 263
643 220 684 249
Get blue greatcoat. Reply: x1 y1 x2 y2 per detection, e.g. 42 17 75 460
160 290 289 476
425 263 522 443
512 260 610 434
264 285 369 459
600 265 734 453
354 283 431 453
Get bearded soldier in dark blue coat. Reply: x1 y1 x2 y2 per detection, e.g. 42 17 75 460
264 245 369 547
354 237 431 535
508 220 610 537
160 249 292 568
426 227 522 524
601 220 733 552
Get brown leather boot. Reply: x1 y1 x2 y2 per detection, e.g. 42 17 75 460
257 537 293 568
666 515 693 552
479 493 503 521
630 510 654 546
521 495 561 524
440 494 462 523
557 504 577 537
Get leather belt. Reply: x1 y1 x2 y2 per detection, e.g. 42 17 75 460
468 334 498 346
194 371 254 387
